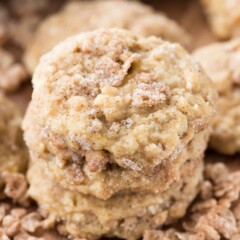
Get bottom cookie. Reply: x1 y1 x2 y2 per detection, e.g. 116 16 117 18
27 155 203 240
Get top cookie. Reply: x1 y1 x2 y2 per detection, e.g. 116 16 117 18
24 0 191 73
24 29 217 172
201 0 240 39
193 38 240 154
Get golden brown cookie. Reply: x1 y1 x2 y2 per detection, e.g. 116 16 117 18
0 94 28 197
193 38 240 154
201 0 240 39
23 29 217 199
24 0 191 73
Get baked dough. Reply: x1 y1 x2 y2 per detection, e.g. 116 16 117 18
23 29 217 198
28 154 203 240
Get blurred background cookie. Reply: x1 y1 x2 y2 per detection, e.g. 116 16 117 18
193 38 240 155
24 0 191 74
201 0 240 39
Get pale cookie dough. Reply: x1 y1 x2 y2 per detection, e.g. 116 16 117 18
201 0 240 39
24 0 192 73
0 94 28 197
27 155 203 240
193 38 240 154
23 29 217 198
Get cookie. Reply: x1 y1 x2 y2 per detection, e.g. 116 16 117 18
193 38 240 154
24 0 191 73
0 94 28 197
23 29 217 198
201 0 240 39
27 154 203 240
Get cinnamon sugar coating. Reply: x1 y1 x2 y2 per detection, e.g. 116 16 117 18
24 0 191 73
23 29 216 198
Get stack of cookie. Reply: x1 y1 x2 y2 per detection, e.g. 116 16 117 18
23 28 217 240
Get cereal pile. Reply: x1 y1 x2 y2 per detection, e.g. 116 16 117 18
0 0 240 240
144 157 240 240
0 0 63 92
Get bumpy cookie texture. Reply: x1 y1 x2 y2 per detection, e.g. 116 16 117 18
201 0 240 39
143 160 240 240
0 94 28 198
24 0 192 73
23 29 216 198
193 38 240 154
24 102 209 199
27 155 203 240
